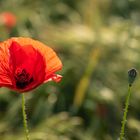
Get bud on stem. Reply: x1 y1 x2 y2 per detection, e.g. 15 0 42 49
128 68 137 86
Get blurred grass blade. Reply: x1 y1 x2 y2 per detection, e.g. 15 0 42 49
73 47 101 108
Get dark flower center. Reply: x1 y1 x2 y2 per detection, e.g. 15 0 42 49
15 69 34 89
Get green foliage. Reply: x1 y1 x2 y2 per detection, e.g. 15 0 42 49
0 0 140 140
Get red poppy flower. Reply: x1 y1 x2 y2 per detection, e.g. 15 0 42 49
0 12 16 28
0 37 62 93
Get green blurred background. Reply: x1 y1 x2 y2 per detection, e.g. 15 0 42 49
0 0 140 140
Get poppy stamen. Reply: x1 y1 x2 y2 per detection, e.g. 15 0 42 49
15 69 33 89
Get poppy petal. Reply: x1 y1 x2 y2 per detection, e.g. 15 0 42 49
45 74 62 83
9 41 46 91
0 44 12 86
9 37 62 82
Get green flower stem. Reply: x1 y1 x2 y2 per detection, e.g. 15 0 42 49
22 93 30 140
119 86 132 140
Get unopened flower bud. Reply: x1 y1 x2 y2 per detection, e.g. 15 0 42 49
128 68 137 86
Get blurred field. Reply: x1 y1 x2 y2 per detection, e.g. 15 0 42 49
0 0 140 140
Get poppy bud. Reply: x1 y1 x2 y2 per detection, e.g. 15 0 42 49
128 68 137 86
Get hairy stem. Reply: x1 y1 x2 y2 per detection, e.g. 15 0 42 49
22 93 30 140
119 86 131 140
